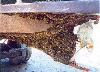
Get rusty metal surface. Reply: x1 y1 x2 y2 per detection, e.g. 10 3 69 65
0 14 51 33
1 1 99 13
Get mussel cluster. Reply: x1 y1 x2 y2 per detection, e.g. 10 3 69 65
1 13 98 64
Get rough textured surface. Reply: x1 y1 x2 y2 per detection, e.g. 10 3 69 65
4 13 98 26
0 13 98 65
0 28 77 64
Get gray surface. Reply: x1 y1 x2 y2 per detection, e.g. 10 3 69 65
1 48 100 72
1 1 99 13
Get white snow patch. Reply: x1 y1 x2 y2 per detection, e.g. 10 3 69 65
73 19 100 69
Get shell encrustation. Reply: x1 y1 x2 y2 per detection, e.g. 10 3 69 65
0 13 98 64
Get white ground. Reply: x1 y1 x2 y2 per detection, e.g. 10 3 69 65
72 19 100 70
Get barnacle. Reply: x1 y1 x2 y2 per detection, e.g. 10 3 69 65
0 13 98 65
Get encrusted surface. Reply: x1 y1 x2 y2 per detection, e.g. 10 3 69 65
4 13 98 26
0 13 98 65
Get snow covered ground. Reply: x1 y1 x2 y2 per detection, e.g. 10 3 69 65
1 47 100 72
72 19 100 70
1 19 100 72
